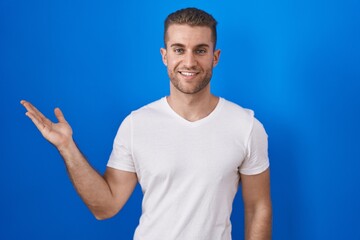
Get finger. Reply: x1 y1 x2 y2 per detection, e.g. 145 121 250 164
21 100 52 125
25 111 51 134
21 100 46 119
54 107 67 123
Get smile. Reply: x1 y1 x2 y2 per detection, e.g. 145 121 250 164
179 71 198 76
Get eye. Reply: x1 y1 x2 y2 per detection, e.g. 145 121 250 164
195 49 207 55
174 48 184 54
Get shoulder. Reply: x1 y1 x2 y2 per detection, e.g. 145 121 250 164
130 98 164 115
218 98 268 138
220 98 255 124
128 97 169 124
133 98 164 112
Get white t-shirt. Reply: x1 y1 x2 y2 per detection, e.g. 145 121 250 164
107 97 269 240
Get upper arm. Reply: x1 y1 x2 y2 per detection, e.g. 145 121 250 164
241 169 272 240
241 168 271 210
103 167 138 212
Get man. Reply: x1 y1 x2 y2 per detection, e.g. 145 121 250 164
21 7 272 240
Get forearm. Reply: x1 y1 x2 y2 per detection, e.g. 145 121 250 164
245 204 272 240
58 140 116 219
21 101 122 219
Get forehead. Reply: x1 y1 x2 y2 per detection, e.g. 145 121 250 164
165 24 214 48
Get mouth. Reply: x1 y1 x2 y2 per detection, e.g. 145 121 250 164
178 71 199 77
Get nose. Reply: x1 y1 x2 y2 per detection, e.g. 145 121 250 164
183 52 197 68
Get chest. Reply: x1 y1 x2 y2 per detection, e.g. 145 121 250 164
132 123 247 187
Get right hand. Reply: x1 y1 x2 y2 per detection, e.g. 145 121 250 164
21 100 73 151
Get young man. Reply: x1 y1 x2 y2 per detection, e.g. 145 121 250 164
21 8 272 240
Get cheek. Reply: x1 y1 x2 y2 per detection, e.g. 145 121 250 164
166 62 176 75
167 59 179 71
198 60 212 70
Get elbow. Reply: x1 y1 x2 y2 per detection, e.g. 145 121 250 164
89 205 121 221
94 215 111 221
92 210 117 221
93 213 112 221
245 201 273 223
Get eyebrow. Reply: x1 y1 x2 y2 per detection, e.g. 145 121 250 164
170 43 211 49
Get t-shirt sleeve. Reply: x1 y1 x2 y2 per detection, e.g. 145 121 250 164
239 117 270 175
107 114 136 172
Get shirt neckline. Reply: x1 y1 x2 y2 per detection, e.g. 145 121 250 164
161 96 224 127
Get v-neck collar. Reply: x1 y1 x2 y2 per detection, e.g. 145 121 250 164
161 96 224 127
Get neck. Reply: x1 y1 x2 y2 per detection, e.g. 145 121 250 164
167 86 219 122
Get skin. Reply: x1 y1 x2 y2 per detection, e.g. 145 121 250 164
160 24 220 121
20 101 137 220
242 169 272 239
21 23 272 239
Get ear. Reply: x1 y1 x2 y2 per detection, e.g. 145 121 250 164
212 49 221 67
160 48 167 66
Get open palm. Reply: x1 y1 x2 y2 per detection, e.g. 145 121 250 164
21 100 73 150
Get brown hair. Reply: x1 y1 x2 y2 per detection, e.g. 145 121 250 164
164 8 218 49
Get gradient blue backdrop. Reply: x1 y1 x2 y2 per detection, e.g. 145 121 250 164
1 0 359 239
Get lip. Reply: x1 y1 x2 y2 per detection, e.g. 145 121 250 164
178 71 199 79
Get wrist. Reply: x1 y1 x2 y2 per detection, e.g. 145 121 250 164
57 138 77 157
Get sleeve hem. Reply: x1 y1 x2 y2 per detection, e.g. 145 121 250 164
239 162 269 175
107 162 136 173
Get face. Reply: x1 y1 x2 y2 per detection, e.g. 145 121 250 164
160 24 220 95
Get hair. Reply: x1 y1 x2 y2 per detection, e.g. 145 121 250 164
164 7 218 49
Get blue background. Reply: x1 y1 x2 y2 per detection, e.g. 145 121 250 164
1 0 359 239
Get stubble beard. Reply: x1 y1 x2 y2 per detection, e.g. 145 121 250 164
170 70 213 95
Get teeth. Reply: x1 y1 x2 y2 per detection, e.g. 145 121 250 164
180 72 196 76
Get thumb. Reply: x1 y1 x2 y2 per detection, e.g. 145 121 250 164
54 107 67 123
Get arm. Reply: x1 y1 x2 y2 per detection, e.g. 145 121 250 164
20 100 137 220
241 168 272 240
